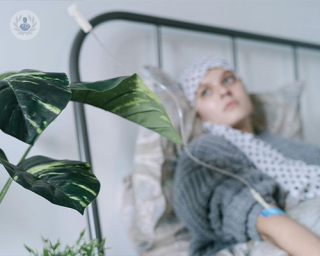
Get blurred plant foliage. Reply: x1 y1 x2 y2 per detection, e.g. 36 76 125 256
24 229 109 256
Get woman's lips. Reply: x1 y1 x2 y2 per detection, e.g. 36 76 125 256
224 100 238 110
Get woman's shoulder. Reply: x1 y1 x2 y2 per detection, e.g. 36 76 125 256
186 132 235 151
176 132 251 170
257 129 320 152
177 133 239 161
258 130 320 165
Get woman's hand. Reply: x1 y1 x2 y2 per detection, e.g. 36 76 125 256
256 203 320 256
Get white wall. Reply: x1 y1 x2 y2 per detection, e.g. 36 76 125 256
1 1 320 255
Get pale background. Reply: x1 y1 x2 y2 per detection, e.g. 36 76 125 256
1 0 320 255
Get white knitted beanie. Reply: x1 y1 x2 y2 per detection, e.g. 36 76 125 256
179 56 239 109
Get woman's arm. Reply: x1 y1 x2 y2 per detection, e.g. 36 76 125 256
256 203 320 256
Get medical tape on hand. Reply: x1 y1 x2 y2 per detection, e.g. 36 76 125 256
260 206 285 217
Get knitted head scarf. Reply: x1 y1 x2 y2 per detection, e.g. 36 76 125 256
179 56 240 110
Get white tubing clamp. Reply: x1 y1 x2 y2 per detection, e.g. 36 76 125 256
68 3 92 33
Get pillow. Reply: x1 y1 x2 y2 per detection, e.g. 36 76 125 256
121 86 191 255
250 81 304 140
121 66 305 255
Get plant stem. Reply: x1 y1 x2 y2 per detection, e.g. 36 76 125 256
18 145 33 165
0 145 33 204
0 178 13 204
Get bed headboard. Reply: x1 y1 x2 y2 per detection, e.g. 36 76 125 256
68 10 320 252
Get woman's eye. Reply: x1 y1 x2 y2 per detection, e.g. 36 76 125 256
201 88 211 96
224 76 235 83
201 76 235 96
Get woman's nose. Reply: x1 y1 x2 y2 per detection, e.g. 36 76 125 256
218 85 230 96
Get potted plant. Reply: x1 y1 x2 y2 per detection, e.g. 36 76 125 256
0 69 184 214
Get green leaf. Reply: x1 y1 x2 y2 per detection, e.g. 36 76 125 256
86 245 94 256
63 245 73 256
24 244 39 256
0 69 71 145
52 239 60 251
99 238 106 251
0 153 100 214
0 72 17 80
70 73 184 146
43 248 49 256
77 229 85 244
0 148 8 162
24 244 33 253
41 235 48 243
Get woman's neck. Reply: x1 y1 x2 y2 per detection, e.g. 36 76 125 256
232 116 254 134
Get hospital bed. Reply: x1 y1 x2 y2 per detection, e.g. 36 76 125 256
69 11 320 255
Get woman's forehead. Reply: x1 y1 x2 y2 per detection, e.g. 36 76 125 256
199 69 233 87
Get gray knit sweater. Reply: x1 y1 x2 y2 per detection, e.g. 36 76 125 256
173 130 320 256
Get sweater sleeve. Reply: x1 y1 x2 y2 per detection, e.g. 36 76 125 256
173 133 288 255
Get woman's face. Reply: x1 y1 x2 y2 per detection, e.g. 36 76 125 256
195 68 253 128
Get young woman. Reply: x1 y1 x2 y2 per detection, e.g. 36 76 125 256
173 56 320 256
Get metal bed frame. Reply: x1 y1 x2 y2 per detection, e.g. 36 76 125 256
69 11 320 254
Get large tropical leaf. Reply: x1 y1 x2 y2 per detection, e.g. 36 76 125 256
0 72 17 80
0 151 99 214
71 73 184 146
0 69 71 145
0 148 8 162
